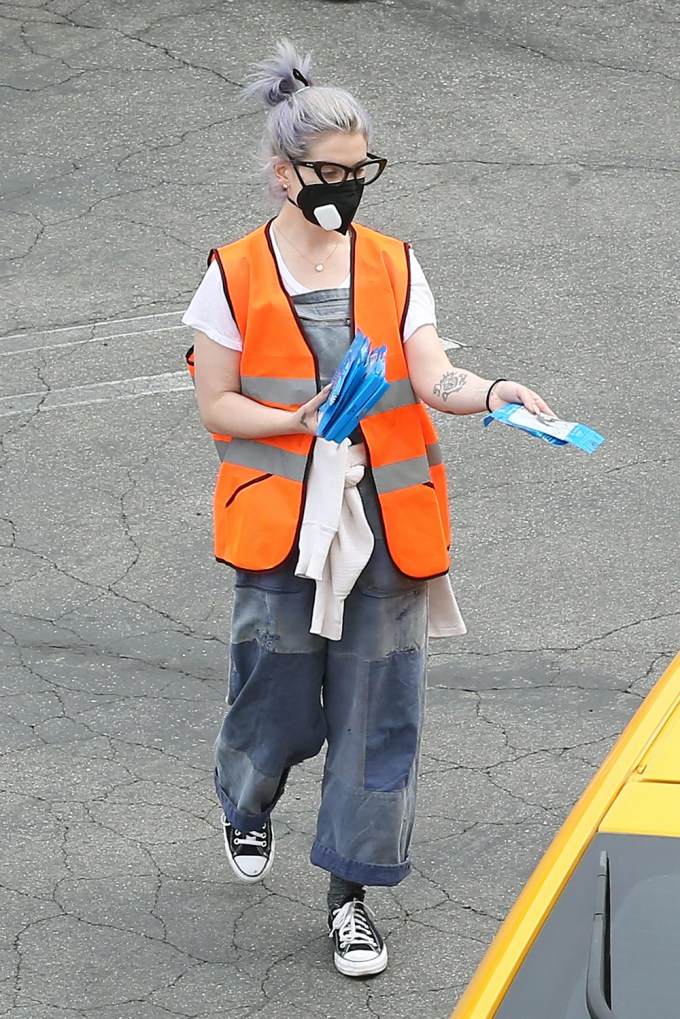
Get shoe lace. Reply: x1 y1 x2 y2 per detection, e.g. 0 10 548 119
329 900 378 950
233 827 267 849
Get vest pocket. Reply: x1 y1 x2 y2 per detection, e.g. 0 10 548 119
214 462 306 571
224 473 272 509
216 463 270 512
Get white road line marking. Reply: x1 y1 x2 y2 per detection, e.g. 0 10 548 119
1 308 185 340
0 310 188 354
0 371 193 418
0 323 187 356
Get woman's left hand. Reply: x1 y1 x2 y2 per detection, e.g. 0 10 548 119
489 380 556 418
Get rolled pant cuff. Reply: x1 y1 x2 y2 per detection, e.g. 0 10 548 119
310 840 411 887
213 769 271 832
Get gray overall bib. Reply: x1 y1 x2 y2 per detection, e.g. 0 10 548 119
213 288 429 886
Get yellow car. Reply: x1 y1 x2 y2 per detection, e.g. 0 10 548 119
451 651 680 1019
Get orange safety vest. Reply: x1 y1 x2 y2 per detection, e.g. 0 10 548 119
186 220 451 579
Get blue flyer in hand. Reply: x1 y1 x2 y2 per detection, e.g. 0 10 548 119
318 330 390 444
483 403 604 454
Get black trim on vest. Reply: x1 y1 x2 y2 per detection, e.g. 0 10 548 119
214 222 322 576
208 247 238 328
263 221 322 392
355 228 430 578
400 241 412 340
223 473 272 510
348 223 357 339
214 551 450 580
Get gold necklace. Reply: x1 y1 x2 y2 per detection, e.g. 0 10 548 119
274 226 343 273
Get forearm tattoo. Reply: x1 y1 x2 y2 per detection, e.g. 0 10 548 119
433 371 468 402
298 410 310 430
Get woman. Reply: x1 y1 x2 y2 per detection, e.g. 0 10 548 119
183 40 554 978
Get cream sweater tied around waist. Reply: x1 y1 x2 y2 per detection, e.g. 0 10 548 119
295 438 467 641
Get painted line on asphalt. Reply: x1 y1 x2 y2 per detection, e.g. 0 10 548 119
2 311 462 357
0 370 193 418
0 310 188 355
0 324 186 357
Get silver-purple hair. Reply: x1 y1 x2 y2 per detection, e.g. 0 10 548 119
243 40 373 199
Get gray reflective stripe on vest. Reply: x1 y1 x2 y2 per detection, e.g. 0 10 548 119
214 438 307 483
426 441 443 467
240 375 416 413
372 454 431 496
241 376 317 405
365 377 417 416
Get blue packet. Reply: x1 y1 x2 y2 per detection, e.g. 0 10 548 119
323 375 390 443
318 330 391 443
483 403 604 454
318 330 369 434
323 330 369 402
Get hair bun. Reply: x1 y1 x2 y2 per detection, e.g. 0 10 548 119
243 38 313 108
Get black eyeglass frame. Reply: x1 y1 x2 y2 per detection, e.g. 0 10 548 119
289 152 387 187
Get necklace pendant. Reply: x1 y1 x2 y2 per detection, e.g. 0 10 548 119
315 263 324 272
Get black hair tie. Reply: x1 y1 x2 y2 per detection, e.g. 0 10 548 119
485 378 506 413
292 68 310 88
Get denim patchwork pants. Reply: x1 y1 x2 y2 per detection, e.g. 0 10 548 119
214 475 429 887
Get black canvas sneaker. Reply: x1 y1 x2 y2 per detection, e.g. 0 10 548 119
328 898 388 977
221 813 275 883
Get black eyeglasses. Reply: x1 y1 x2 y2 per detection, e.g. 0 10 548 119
290 153 387 186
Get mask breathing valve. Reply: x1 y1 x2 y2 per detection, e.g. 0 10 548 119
314 205 343 231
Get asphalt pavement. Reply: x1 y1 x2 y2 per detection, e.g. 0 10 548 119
1 2 679 1017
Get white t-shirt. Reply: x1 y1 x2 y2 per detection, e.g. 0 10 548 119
182 229 437 350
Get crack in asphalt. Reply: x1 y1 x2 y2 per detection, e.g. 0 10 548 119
426 619 679 655
47 6 244 88
112 107 259 178
2 537 230 651
0 356 49 467
116 216 205 254
1 294 195 344
0 620 227 684
0 69 86 92
401 0 680 84
6 210 47 264
1 159 82 203
392 156 680 175
604 456 677 474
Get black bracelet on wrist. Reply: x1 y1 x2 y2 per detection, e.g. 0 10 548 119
485 378 507 413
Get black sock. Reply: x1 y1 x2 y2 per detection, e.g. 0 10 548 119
327 874 365 913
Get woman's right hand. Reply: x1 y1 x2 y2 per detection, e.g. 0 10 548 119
290 385 332 436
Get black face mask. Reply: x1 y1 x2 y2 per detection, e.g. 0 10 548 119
288 178 365 234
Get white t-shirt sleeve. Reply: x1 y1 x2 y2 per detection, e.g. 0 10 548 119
181 260 243 351
403 248 437 341
181 244 437 350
